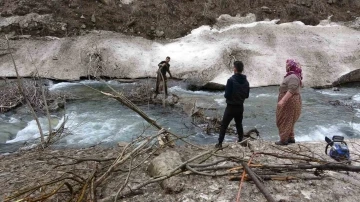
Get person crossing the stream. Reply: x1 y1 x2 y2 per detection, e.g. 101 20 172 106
155 56 173 98
215 61 250 149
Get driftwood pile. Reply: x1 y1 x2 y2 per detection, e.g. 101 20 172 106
124 82 179 106
4 84 360 202
0 79 67 113
184 101 242 135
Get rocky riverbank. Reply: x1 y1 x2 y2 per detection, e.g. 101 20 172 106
1 139 360 202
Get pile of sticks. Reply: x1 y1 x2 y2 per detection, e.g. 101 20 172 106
125 82 179 106
0 79 66 113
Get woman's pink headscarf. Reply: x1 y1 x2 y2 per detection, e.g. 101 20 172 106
285 59 302 83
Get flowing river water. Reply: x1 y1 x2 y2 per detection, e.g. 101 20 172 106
1 80 360 153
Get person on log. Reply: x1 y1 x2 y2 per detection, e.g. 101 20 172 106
215 61 250 149
275 59 303 145
155 56 172 98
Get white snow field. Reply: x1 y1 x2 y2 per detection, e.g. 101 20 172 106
0 16 359 87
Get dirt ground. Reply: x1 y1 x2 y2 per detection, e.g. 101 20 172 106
0 0 360 39
1 139 360 202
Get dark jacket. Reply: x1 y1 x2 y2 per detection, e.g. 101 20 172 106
158 61 171 77
224 74 250 105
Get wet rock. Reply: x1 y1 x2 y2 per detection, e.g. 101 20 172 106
329 100 341 106
202 82 225 91
332 87 340 91
48 99 65 111
333 68 360 86
147 150 184 193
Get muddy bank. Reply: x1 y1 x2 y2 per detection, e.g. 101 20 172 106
1 139 360 202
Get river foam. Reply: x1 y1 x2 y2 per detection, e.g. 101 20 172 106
296 122 360 142
49 80 135 91
6 117 59 143
353 94 360 102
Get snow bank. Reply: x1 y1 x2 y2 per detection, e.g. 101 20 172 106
0 17 359 88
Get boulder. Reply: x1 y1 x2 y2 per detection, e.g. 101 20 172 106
201 82 225 91
147 150 184 193
333 69 360 86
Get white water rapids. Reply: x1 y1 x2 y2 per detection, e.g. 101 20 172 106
1 80 359 151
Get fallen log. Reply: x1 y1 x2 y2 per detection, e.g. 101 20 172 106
241 162 276 202
229 175 324 181
100 149 219 201
260 163 360 172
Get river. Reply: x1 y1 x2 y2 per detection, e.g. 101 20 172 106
1 79 359 153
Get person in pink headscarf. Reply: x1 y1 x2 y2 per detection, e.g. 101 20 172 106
275 59 303 145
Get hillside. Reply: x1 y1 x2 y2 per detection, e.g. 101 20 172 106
1 0 360 39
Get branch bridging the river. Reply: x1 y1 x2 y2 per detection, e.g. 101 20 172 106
5 35 45 146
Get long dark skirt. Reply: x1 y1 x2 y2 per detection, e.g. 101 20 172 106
276 93 302 142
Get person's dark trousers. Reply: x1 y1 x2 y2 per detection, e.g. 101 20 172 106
218 104 244 144
164 79 168 95
155 73 168 96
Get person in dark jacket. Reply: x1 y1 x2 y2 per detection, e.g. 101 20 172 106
155 56 172 97
215 61 250 149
